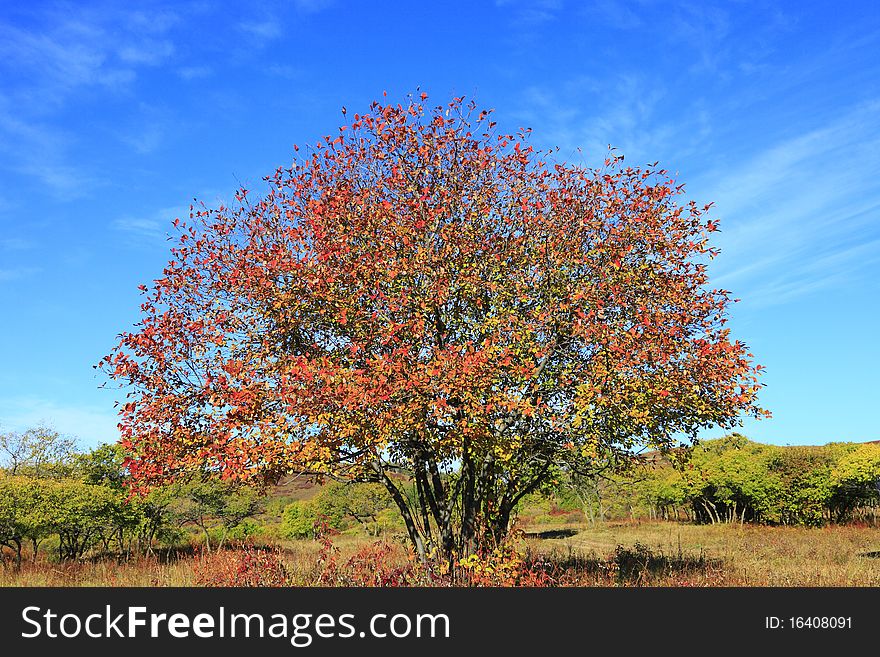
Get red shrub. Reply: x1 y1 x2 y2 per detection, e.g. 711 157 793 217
193 545 291 587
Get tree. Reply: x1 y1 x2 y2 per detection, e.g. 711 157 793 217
171 478 263 550
0 425 77 478
0 475 50 568
102 93 767 565
829 443 880 521
280 500 318 539
75 443 164 554
317 482 394 535
49 479 118 560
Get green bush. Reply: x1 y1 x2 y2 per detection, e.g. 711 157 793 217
280 501 317 539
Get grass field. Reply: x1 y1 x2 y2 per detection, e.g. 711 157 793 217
4 520 880 587
524 520 880 586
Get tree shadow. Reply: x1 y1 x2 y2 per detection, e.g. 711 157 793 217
536 542 726 585
523 528 579 539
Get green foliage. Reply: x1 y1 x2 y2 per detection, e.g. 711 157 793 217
1 430 271 563
4 419 879 569
315 482 394 535
278 482 399 539
171 478 264 550
280 500 317 539
0 474 125 564
552 435 880 527
0 474 51 567
75 443 128 490
829 444 880 520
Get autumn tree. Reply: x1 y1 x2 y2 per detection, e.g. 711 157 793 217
103 93 767 564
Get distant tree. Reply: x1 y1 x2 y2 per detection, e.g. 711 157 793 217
624 436 880 527
0 425 77 478
280 500 318 540
76 443 129 490
172 478 263 551
317 482 394 535
76 443 179 555
829 444 880 521
0 475 50 568
768 446 835 525
50 480 118 560
103 93 768 564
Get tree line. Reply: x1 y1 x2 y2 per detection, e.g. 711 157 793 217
0 425 404 569
0 426 263 568
558 435 880 526
6 424 876 570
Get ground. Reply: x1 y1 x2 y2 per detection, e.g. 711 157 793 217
4 520 880 586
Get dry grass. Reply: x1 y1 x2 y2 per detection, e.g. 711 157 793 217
526 520 880 586
4 521 880 586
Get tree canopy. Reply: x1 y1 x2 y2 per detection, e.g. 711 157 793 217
102 93 767 562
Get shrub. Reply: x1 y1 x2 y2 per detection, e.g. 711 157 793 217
193 545 291 586
280 501 317 539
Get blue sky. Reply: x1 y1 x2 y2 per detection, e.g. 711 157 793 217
0 0 877 448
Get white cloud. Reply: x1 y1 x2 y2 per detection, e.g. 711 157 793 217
669 3 731 74
111 218 165 239
496 0 563 24
0 96 99 197
589 0 643 30
121 123 166 155
513 74 681 164
0 238 33 251
118 39 175 66
293 0 336 13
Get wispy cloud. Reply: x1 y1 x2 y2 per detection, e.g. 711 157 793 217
0 8 178 108
120 122 166 155
0 98 99 198
0 235 38 283
111 218 166 239
112 205 188 244
588 0 643 30
0 238 33 251
118 39 175 66
0 6 180 195
701 100 880 307
239 19 282 42
513 74 685 164
669 3 731 74
293 0 336 13
265 63 302 79
496 0 563 25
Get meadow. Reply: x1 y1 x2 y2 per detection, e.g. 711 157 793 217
4 519 880 587
5 432 880 587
